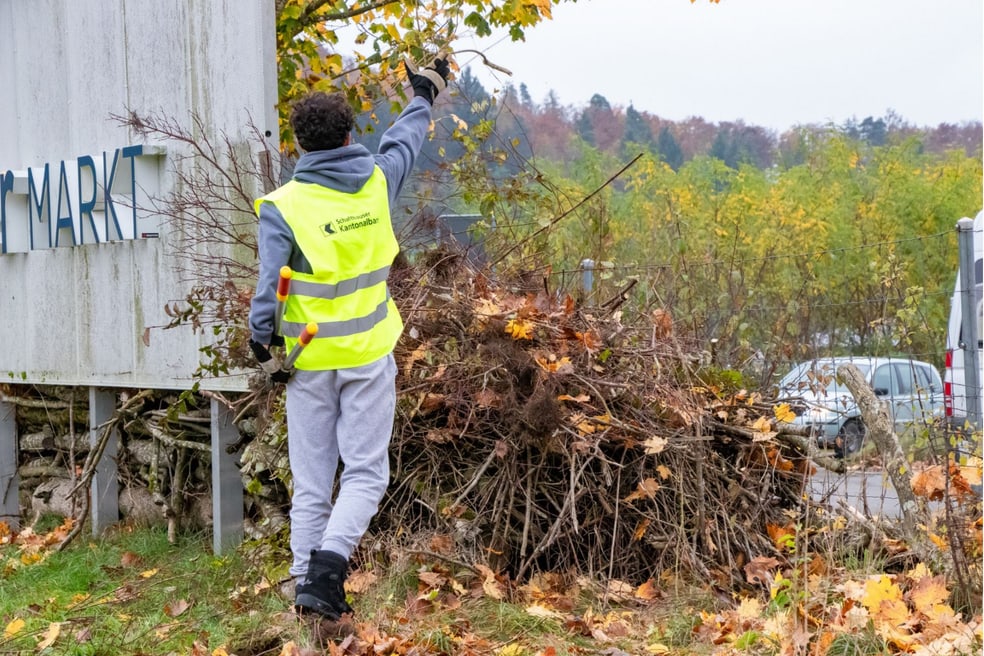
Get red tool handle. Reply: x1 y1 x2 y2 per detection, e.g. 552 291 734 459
276 266 292 302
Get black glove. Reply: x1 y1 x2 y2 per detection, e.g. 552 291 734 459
405 57 450 105
249 339 292 384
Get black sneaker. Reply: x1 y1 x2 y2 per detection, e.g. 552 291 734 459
294 549 354 620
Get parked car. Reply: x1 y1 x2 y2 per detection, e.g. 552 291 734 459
776 357 944 457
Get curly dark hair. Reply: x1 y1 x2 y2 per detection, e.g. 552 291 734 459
289 91 355 152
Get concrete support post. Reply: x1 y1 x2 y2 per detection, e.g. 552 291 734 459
1 400 18 529
89 388 119 534
210 397 243 553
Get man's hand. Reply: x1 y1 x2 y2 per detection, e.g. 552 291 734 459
405 56 450 105
249 339 292 384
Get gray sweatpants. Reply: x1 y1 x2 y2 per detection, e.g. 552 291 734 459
284 353 397 577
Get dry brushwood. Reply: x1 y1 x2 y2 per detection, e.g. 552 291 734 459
376 248 826 586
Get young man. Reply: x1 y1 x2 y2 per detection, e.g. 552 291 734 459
248 57 450 619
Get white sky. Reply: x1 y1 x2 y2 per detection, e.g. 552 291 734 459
457 0 984 132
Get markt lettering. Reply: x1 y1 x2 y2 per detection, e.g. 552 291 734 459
0 145 160 254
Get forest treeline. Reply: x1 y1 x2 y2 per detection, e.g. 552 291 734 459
360 68 982 173
351 67 982 380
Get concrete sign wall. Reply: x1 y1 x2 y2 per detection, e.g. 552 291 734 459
0 1 277 391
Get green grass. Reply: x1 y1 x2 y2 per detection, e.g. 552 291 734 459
1 524 286 655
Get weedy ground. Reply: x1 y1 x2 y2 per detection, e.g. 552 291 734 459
0 518 718 656
2 516 981 656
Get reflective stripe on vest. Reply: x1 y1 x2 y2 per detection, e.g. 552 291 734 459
256 166 403 369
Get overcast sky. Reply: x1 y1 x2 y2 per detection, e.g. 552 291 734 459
457 0 984 132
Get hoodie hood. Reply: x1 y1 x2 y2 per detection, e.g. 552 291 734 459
292 144 376 193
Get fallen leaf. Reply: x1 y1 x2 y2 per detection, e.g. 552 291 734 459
139 568 159 579
4 618 25 639
624 478 660 502
120 551 143 567
345 569 377 594
632 519 651 541
475 564 505 600
505 318 534 340
773 403 795 423
635 580 660 601
36 622 61 649
909 575 949 614
643 436 667 455
744 556 781 585
418 571 446 588
525 603 562 619
164 599 191 617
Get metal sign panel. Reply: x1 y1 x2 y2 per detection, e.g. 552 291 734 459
0 0 277 391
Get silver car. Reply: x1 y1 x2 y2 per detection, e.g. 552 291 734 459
777 357 945 457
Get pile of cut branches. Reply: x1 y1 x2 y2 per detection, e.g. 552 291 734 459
376 247 828 586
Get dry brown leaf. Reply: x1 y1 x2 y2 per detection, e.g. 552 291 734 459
429 534 454 554
474 564 505 600
418 571 446 588
345 569 377 594
766 523 796 551
632 519 651 541
743 556 780 585
635 579 660 601
163 599 190 617
474 388 501 408
624 478 660 503
643 436 667 455
912 465 947 500
120 551 143 568
650 308 673 340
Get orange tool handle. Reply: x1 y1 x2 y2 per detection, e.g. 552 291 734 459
282 322 319 369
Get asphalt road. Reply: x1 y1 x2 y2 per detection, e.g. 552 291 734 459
807 463 907 518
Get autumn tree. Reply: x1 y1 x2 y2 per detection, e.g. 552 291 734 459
274 0 572 145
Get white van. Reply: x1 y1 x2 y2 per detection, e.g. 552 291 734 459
944 210 983 447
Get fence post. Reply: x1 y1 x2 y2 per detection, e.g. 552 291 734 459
956 218 982 430
580 258 595 304
89 387 119 534
1 400 18 529
210 396 243 553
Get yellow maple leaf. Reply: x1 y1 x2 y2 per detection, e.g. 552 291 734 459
861 575 902 608
909 575 949 614
496 644 526 656
139 568 159 579
3 618 25 639
504 318 534 340
773 403 796 424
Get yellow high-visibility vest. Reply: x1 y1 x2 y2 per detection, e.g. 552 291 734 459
254 166 402 369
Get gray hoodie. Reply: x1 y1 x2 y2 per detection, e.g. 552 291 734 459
248 96 432 345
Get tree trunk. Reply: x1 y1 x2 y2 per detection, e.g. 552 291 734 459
837 364 929 546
